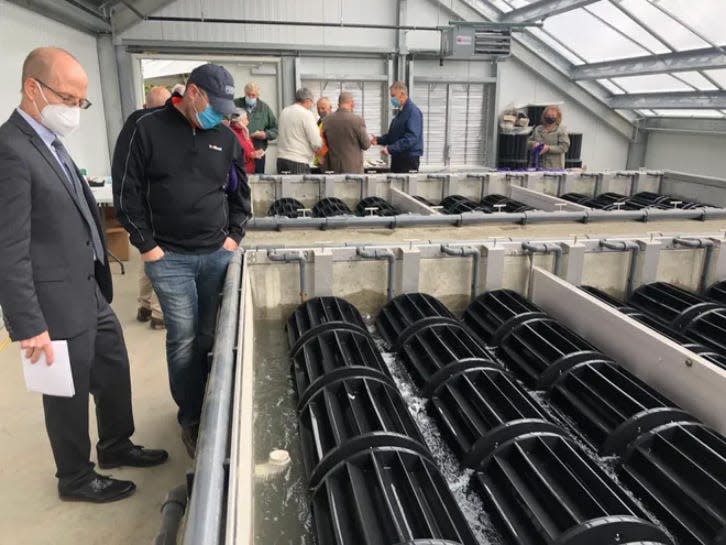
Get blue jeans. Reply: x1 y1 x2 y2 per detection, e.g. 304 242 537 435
145 247 233 426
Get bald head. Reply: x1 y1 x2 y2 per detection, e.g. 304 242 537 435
145 86 171 109
20 47 89 122
22 47 83 89
317 97 332 119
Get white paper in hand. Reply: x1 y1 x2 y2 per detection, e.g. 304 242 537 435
21 340 75 397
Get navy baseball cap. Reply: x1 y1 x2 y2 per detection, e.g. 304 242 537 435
187 64 236 116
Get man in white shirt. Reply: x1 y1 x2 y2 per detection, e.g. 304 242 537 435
276 88 322 174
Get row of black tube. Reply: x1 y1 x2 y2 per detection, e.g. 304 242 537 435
561 191 713 211
582 281 726 371
268 196 401 218
285 296 480 545
267 193 535 218
286 289 726 545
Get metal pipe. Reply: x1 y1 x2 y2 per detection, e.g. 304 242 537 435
244 207 726 231
146 14 444 32
154 484 188 545
673 237 715 294
599 239 641 297
267 250 308 301
441 244 481 301
182 251 243 545
356 247 396 301
522 241 563 277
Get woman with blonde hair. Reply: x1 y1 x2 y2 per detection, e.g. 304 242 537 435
528 105 570 169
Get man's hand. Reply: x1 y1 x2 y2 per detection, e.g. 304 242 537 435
141 246 165 262
370 136 378 146
20 331 53 365
222 237 239 251
251 131 267 140
540 144 550 155
253 149 265 159
381 146 390 156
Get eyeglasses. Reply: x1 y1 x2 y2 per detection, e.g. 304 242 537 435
36 79 92 110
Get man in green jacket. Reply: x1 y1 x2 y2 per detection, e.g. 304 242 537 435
234 82 278 173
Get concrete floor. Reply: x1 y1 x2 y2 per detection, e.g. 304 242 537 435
0 253 188 545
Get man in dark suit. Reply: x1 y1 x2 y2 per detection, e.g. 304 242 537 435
322 92 371 174
0 47 167 503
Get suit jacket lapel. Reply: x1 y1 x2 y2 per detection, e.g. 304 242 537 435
25 131 88 221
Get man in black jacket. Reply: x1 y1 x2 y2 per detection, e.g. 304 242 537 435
0 47 167 503
112 64 251 457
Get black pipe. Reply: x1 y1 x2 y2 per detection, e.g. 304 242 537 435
291 327 393 408
153 484 188 545
472 430 674 545
619 421 726 545
375 292 458 350
549 359 695 455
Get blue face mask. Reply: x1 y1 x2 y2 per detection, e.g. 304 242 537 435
245 96 257 108
390 96 401 108
196 105 223 130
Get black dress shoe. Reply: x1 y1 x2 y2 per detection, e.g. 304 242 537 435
137 307 152 322
98 445 169 469
59 473 136 503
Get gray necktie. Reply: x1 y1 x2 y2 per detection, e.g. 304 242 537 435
51 139 104 262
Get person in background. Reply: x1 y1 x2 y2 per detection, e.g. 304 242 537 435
528 104 570 169
235 82 277 174
0 47 168 504
322 91 370 174
171 83 185 98
144 85 170 110
112 64 251 458
314 96 332 170
226 108 263 174
137 85 171 329
316 96 332 125
372 81 423 173
276 88 322 174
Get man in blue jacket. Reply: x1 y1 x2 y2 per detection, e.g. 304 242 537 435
373 81 423 173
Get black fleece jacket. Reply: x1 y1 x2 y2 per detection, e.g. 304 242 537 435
112 98 251 254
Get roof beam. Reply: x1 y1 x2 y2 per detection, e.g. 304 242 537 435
610 91 726 110
111 0 177 33
573 47 726 80
6 0 110 33
501 0 599 23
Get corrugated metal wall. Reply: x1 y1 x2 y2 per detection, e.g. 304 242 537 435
120 0 398 49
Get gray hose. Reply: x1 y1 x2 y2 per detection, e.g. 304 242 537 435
522 241 563 277
441 244 481 301
673 237 715 293
599 239 641 297
154 484 188 545
356 247 396 301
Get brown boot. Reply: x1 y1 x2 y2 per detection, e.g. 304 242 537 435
136 307 151 322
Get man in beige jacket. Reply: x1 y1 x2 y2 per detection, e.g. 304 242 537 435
322 92 371 174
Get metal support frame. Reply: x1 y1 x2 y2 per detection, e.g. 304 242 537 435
599 239 640 297
572 47 726 81
356 247 396 301
182 251 242 545
6 0 111 34
673 237 715 294
501 0 598 23
610 91 726 111
440 244 481 301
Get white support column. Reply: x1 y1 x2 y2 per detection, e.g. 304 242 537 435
482 244 506 291
636 239 662 288
312 249 334 297
562 242 587 286
400 247 421 294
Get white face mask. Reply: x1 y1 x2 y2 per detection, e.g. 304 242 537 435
34 84 81 137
